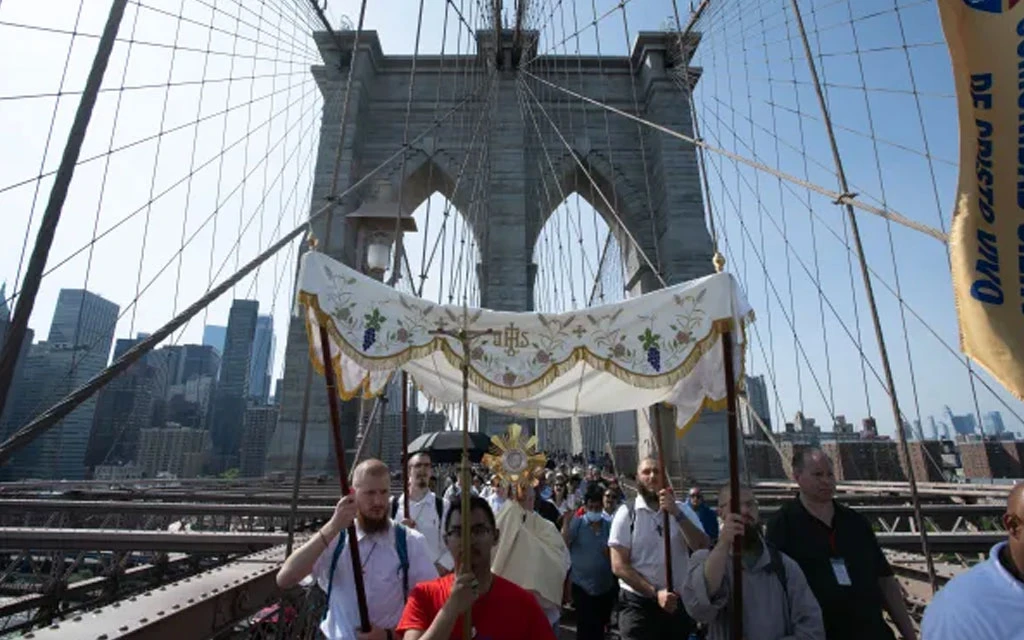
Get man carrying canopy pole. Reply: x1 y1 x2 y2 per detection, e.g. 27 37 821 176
291 249 753 637
608 453 709 639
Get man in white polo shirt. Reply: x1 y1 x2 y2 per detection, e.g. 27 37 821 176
921 482 1024 639
392 452 452 576
276 459 437 640
608 457 710 639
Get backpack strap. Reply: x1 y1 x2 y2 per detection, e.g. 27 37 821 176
321 529 348 622
322 525 413 623
395 524 410 601
628 504 636 547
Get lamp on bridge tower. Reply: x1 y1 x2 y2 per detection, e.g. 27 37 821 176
345 180 419 462
346 181 418 282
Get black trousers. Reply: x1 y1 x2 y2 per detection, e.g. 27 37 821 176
571 583 618 640
617 589 694 640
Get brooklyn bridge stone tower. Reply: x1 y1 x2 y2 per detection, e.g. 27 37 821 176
265 28 730 482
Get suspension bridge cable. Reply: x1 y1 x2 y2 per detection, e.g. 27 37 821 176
700 144 837 421
520 68 946 242
518 76 667 290
6 0 87 302
2 72 314 310
0 79 489 464
619 5 663 280
0 0 128 433
5 85 322 446
413 0 453 297
838 0 925 440
694 71 1024 432
788 0 935 588
388 0 427 290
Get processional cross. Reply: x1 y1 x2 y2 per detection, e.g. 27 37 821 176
429 321 493 640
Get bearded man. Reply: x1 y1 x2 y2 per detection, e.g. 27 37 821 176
277 459 438 640
681 484 825 640
607 456 709 640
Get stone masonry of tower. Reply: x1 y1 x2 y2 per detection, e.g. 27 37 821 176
264 29 731 484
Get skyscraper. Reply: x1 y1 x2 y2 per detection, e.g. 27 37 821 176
982 411 1006 435
202 325 227 356
944 406 976 437
180 344 220 384
4 290 118 480
240 406 278 477
0 282 10 321
86 342 163 471
248 315 274 404
744 374 771 437
0 283 33 432
210 300 258 471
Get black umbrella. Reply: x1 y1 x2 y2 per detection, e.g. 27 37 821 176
407 430 493 464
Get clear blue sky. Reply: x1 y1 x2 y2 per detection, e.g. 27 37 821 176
1 0 1020 439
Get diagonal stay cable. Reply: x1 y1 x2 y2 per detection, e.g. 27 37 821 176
698 79 1024 429
521 69 947 243
515 76 598 298
518 76 667 289
0 69 309 103
2 74 315 309
0 81 487 465
0 20 321 66
0 85 322 437
0 69 313 199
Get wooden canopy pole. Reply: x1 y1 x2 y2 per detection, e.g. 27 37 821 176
458 331 472 640
318 325 371 632
430 324 491 640
401 370 411 518
721 328 743 640
650 407 674 591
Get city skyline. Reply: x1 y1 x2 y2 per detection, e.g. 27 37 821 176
0 0 1022 452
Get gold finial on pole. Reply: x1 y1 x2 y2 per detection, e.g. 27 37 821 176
306 230 319 252
712 252 726 273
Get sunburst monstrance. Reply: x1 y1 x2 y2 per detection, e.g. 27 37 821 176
481 423 547 489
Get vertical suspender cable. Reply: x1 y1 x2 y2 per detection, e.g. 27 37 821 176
787 0 936 592
288 0 367 554
0 0 129 423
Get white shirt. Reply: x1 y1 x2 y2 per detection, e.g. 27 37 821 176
488 493 508 515
608 495 705 596
393 490 453 571
313 521 438 639
442 484 478 502
921 542 1024 640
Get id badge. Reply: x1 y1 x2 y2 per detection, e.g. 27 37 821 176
831 558 852 586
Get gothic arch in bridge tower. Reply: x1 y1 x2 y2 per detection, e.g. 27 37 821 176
527 147 650 283
389 150 484 251
269 28 730 483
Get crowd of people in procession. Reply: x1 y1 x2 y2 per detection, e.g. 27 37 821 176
275 446 1024 640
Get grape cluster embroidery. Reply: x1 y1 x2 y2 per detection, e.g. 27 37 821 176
639 328 662 372
363 308 386 350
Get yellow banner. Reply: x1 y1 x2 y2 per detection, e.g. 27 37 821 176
941 0 1024 400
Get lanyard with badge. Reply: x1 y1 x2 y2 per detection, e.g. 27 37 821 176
828 529 852 586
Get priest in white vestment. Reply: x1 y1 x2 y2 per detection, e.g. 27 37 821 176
491 485 571 630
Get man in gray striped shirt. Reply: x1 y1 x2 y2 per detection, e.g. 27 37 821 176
681 484 825 640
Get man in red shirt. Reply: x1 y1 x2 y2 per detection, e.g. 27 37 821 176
397 495 555 640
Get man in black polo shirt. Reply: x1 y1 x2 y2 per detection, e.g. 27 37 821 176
766 448 916 640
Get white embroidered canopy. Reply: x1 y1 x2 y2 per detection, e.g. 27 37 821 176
298 251 753 432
